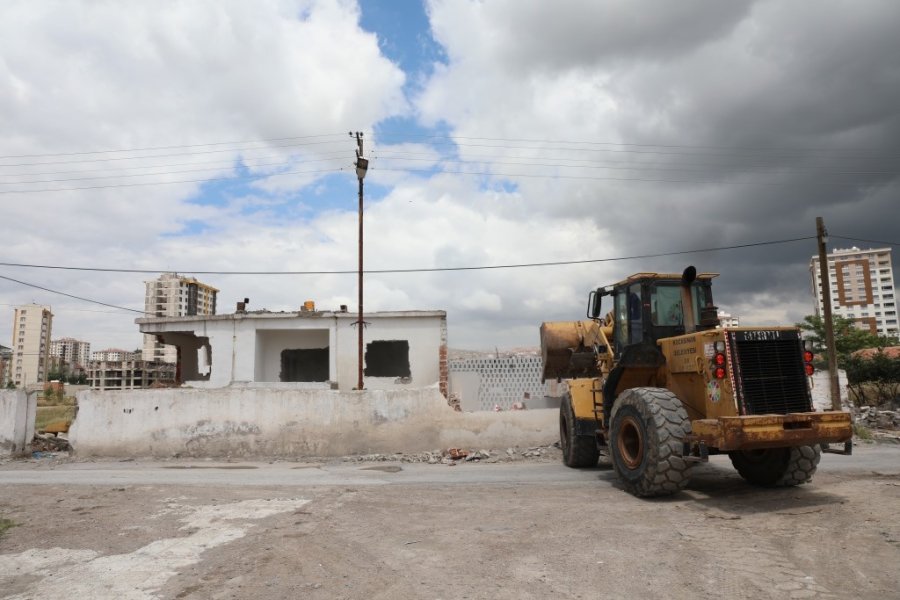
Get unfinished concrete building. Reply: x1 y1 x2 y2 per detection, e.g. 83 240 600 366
137 306 447 393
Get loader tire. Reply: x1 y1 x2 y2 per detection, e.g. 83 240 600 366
609 387 692 497
560 393 599 468
729 445 821 487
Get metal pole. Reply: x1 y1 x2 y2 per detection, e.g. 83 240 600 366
357 175 364 391
816 217 841 410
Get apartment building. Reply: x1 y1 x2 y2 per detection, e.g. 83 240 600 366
810 246 898 337
91 348 139 362
142 273 218 363
0 344 11 387
50 337 91 369
87 358 176 391
9 304 53 387
717 310 740 328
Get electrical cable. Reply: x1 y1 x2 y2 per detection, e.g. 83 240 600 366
0 236 816 277
371 165 889 187
0 132 348 161
831 235 900 247
0 166 348 194
0 274 147 314
0 156 350 186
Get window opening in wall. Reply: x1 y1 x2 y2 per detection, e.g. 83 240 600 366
364 340 411 378
281 348 329 382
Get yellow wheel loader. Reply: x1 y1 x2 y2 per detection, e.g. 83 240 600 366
541 267 852 497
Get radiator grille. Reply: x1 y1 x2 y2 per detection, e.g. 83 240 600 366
730 336 811 415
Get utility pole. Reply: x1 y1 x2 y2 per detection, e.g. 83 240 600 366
816 216 841 410
351 132 369 391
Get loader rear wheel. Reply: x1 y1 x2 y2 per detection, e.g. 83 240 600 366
560 393 599 468
729 445 821 487
609 387 692 497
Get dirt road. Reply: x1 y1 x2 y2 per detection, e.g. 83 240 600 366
1 444 898 599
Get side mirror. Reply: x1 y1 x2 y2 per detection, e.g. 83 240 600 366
587 288 607 319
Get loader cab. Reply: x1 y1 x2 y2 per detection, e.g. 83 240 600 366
591 270 719 355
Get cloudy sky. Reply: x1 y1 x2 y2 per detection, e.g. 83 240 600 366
1 0 898 352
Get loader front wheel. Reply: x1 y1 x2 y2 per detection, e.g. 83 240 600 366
609 388 692 497
560 393 599 468
729 445 821 487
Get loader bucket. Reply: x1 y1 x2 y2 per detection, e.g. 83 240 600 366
540 320 602 382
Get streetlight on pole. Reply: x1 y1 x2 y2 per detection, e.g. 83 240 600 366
351 131 368 391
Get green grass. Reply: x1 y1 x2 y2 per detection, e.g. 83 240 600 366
0 518 15 538
35 405 76 431
853 423 874 441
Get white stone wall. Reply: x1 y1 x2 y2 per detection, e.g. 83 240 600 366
809 369 850 411
68 388 556 458
449 355 560 411
0 390 37 456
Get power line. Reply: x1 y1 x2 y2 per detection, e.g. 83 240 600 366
372 165 891 187
375 131 900 159
373 153 900 177
0 149 351 180
0 302 139 315
5 130 898 166
831 235 900 247
0 156 350 186
0 166 347 194
0 132 348 161
0 138 351 168
0 274 146 314
0 236 816 277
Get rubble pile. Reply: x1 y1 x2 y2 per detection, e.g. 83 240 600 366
32 433 71 453
342 443 562 465
855 406 900 430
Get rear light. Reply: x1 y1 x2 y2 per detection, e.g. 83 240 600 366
712 346 727 379
802 345 815 376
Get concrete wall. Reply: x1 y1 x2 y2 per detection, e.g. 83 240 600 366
0 390 37 456
68 388 557 458
334 316 443 391
449 355 566 411
810 369 851 411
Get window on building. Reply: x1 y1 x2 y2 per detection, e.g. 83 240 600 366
364 340 411 378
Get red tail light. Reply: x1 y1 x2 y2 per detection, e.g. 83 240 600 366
715 367 726 379
803 348 815 375
714 353 726 366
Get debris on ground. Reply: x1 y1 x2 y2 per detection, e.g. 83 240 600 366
32 433 71 453
340 443 561 466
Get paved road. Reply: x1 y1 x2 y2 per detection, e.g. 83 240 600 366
1 443 896 487
1 444 898 600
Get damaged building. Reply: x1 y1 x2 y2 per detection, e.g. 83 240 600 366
136 304 448 394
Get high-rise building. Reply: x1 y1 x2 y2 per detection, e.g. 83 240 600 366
0 344 11 387
810 246 897 337
10 304 53 387
143 273 218 362
91 348 140 362
50 337 91 369
717 310 740 328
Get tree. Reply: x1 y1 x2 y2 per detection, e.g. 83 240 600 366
797 314 898 370
845 350 900 407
